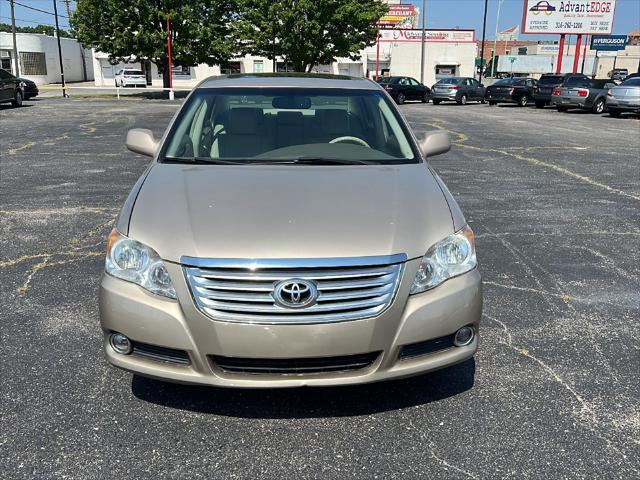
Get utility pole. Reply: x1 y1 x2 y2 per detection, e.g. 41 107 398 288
491 0 505 78
52 0 67 97
478 0 489 84
9 0 20 77
419 0 426 84
166 17 174 100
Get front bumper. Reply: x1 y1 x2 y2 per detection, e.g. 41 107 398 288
99 259 482 387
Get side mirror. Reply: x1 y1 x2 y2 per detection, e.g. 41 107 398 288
419 131 451 159
126 128 159 157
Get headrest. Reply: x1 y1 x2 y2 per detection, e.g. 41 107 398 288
226 109 261 135
277 111 304 125
319 109 349 135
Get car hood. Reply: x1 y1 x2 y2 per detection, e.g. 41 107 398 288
127 163 455 263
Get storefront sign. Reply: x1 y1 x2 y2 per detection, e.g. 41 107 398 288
379 29 475 43
590 34 627 50
522 0 617 35
380 5 417 29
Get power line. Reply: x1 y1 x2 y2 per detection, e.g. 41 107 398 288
0 15 69 28
3 0 70 19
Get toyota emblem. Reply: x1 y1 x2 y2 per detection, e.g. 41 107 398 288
273 279 318 309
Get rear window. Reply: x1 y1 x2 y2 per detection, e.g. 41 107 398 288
436 77 461 84
538 76 563 85
494 78 519 85
564 76 588 86
125 70 144 76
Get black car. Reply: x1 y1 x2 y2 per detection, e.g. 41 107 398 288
431 77 486 105
533 73 588 108
378 76 431 105
485 77 538 107
0 68 24 107
17 76 38 99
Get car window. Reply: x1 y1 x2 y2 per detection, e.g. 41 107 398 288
408 78 419 86
494 78 517 85
538 76 563 85
125 70 144 76
621 78 640 86
162 88 418 164
565 76 587 87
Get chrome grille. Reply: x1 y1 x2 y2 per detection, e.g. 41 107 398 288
182 255 406 324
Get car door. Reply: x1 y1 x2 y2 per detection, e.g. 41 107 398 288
408 78 424 99
0 68 14 102
398 77 410 98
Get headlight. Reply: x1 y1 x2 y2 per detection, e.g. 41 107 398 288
105 229 177 299
410 225 477 294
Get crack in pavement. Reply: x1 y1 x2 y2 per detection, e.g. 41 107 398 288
484 313 640 469
424 122 640 203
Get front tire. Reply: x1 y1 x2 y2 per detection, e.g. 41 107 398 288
457 94 467 105
11 90 23 107
518 95 529 107
592 98 605 114
396 92 405 105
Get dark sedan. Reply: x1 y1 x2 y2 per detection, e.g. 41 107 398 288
377 76 431 105
0 68 24 107
485 77 537 107
17 76 38 99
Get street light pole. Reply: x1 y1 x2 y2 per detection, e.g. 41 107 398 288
420 0 426 84
478 0 489 84
9 0 20 77
492 0 505 78
52 0 67 97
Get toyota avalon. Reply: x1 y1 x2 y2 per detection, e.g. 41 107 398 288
100 74 482 387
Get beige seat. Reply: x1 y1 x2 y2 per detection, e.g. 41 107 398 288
211 109 272 158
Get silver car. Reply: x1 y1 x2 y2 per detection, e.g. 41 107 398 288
607 77 640 117
551 78 617 114
100 74 482 387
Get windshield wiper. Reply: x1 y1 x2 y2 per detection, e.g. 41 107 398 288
162 156 246 165
255 157 374 165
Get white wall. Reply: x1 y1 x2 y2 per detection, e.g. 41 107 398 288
0 32 93 84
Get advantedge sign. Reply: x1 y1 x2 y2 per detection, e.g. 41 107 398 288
522 0 617 35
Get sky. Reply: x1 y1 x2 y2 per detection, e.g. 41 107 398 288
1 0 639 39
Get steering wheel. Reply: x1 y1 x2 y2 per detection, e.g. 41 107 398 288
329 136 371 148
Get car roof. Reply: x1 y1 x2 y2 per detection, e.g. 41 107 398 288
198 73 380 90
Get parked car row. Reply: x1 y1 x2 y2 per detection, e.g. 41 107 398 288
0 68 39 107
377 73 640 117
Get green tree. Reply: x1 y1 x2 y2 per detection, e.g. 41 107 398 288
235 0 387 72
72 0 236 87
0 23 72 38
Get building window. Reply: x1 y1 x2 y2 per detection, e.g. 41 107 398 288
20 52 47 75
253 60 263 73
221 62 241 74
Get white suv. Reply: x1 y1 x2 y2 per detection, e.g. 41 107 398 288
114 69 146 88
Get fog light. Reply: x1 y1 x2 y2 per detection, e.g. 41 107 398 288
110 332 132 354
454 326 475 347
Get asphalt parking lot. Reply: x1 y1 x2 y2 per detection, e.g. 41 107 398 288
1 97 639 479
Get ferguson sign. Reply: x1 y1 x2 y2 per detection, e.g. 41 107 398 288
522 0 617 34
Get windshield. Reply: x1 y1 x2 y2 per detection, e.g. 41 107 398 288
538 76 563 85
621 78 640 86
161 88 417 164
